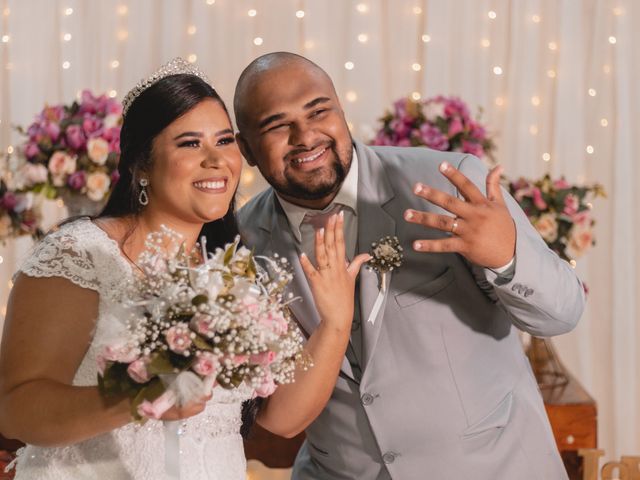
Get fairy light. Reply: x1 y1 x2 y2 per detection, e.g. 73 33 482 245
7 280 12 289
117 30 129 41
494 97 505 106
295 10 305 18
608 36 617 44
358 33 369 43
63 33 72 41
529 125 539 135
588 88 597 96
586 145 594 154
2 7 9 16
493 66 503 75
108 89 117 98
116 5 128 15
64 7 73 15
188 54 197 63
532 14 541 23
569 259 577 268
548 41 558 51
206 0 215 4
247 9 257 17
344 61 354 70
304 40 314 49
422 34 431 43
481 38 490 48
531 96 541 106
547 69 556 78
356 3 369 13
241 169 255 186
587 202 593 209
110 60 120 69
412 63 422 72
411 92 421 100
542 153 551 162
62 61 71 70
1 35 9 43
412 6 422 15
253 37 263 46
345 91 357 102
0 256 3 265
613 7 625 16
7 145 14 154
187 25 197 35
600 118 608 127
488 10 497 19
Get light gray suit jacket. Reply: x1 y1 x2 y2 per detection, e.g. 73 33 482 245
238 142 585 480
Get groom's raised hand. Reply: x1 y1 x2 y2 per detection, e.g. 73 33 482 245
404 161 516 269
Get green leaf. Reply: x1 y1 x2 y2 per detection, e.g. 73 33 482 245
130 377 166 421
146 351 175 376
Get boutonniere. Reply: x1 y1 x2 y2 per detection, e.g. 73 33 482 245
366 236 404 325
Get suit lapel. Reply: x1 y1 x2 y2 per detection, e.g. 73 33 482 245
262 192 357 381
355 142 397 371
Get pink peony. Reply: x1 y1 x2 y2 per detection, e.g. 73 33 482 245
553 178 570 189
137 389 177 420
532 188 547 210
563 194 579 216
82 115 103 138
1 192 18 211
67 171 86 191
86 171 111 201
447 117 464 137
192 352 219 376
419 124 449 150
48 151 77 186
165 325 193 354
565 224 593 259
87 137 110 165
97 343 140 374
254 373 277 398
534 213 559 243
24 142 41 159
42 120 61 142
572 210 592 227
461 140 484 158
127 357 151 383
65 124 87 151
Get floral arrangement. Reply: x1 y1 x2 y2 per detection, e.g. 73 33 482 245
0 179 43 242
9 90 122 203
509 174 606 263
97 227 309 420
371 95 496 163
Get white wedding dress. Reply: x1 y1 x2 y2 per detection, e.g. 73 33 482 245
10 218 253 480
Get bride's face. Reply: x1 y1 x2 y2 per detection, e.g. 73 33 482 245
146 98 242 224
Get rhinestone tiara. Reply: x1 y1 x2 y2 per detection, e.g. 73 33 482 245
121 57 211 116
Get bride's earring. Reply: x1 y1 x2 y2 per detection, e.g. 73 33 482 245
138 178 149 206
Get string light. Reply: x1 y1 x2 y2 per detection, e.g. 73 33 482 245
248 9 257 17
63 33 72 41
412 6 422 15
411 63 422 72
481 38 490 48
358 33 369 43
295 10 305 18
586 145 594 154
62 61 71 69
487 11 497 19
569 259 577 268
187 25 197 35
253 37 263 46
304 40 315 49
493 66 503 75
494 97 505 106
600 118 608 127
1 35 9 43
7 145 14 154
529 125 539 135
110 60 120 69
64 7 73 15
116 5 128 15
532 14 541 23
346 91 357 102
547 69 556 78
542 153 551 162
206 0 215 5
188 54 197 63
531 96 541 106
608 36 617 44
356 3 369 13
548 41 558 51
422 34 431 43
108 89 117 98
411 92 421 100
588 88 597 96
117 30 129 41
344 61 354 70
0 256 3 264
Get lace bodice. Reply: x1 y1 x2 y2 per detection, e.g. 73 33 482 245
11 219 253 480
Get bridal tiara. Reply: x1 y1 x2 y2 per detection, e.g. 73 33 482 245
121 57 211 116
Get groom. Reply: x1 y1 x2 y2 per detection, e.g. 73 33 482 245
234 52 584 479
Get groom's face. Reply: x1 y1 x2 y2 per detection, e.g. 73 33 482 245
237 64 353 208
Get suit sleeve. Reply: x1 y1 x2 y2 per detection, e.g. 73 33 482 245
455 154 586 337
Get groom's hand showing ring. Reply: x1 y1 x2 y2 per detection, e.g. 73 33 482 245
404 161 516 269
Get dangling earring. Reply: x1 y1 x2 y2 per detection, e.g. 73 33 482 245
138 178 149 206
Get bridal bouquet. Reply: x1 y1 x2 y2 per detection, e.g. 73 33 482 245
97 227 308 420
371 95 496 163
509 174 606 263
8 90 122 202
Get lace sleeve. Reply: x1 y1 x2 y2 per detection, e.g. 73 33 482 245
19 221 101 292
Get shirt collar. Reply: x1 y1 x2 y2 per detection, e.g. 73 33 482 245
276 147 359 242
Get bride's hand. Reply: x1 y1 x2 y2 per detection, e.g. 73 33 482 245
159 393 212 421
299 212 371 332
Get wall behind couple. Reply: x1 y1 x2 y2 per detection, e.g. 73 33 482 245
0 0 638 461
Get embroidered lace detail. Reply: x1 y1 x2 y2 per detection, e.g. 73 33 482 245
12 219 254 480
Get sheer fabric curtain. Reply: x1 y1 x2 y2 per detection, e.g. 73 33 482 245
0 0 638 459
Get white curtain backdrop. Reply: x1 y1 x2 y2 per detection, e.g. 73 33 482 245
0 0 638 461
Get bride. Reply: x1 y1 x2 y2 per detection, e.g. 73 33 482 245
0 58 370 479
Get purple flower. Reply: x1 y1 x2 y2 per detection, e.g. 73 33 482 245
24 142 41 160
461 140 484 157
448 117 464 137
79 90 100 114
82 115 103 138
67 170 87 190
419 124 449 150
389 118 412 140
66 124 87 151
1 192 18 211
110 169 121 185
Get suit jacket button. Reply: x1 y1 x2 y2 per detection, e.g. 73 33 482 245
382 452 397 464
361 393 374 406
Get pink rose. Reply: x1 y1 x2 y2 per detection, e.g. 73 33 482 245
137 389 177 420
67 171 86 190
532 188 547 210
254 373 277 398
192 352 219 376
250 351 277 366
48 151 77 186
563 194 579 216
20 163 48 187
191 313 215 336
87 137 110 165
127 357 151 383
24 142 41 160
65 124 86 151
1 192 18 211
572 211 591 227
86 171 111 201
43 121 61 142
534 213 558 243
259 311 288 336
461 140 484 158
553 178 570 189
447 117 464 137
97 343 139 374
82 115 103 137
566 224 593 259
221 354 248 367
165 325 193 354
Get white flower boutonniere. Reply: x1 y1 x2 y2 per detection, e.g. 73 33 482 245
366 236 404 324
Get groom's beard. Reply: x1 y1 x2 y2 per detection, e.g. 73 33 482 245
273 143 352 201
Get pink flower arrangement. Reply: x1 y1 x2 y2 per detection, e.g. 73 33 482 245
508 174 606 263
11 90 122 202
0 179 43 242
371 95 496 162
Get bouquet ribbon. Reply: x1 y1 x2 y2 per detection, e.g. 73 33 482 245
164 420 181 479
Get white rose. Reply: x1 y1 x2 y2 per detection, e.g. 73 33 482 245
423 100 446 122
48 151 76 186
87 137 110 165
14 192 34 213
86 171 111 201
534 213 558 243
0 215 12 237
565 224 593 260
103 114 121 129
18 163 48 188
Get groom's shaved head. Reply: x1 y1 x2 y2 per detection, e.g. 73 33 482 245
233 52 335 131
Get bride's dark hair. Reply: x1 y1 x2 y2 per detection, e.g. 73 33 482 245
98 73 261 437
